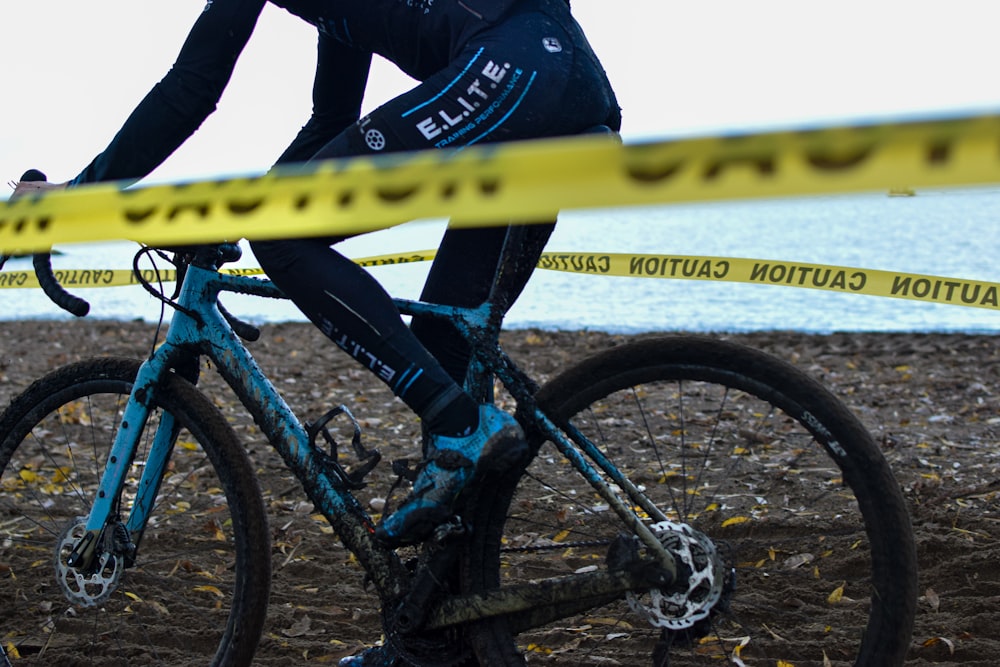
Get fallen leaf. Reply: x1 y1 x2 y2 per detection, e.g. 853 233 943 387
283 615 313 638
192 585 224 598
922 636 955 654
924 587 940 612
783 552 814 569
721 516 750 528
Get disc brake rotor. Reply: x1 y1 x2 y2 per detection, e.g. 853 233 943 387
54 518 125 607
627 520 726 630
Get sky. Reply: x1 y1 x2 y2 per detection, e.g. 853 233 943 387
2 1 1000 191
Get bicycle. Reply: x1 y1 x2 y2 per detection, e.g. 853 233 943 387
0 227 917 665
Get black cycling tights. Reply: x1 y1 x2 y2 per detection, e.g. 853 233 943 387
251 220 553 432
252 0 617 432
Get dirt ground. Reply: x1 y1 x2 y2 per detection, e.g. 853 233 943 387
1 319 998 665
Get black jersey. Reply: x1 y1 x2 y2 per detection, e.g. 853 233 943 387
271 0 513 78
71 0 526 185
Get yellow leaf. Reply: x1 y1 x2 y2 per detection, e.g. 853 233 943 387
553 529 571 543
827 583 845 604
721 516 750 528
125 591 143 602
193 585 224 598
922 636 955 653
6 642 21 659
18 469 37 483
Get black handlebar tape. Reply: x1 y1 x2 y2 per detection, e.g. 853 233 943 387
20 168 48 182
33 253 90 317
22 170 91 317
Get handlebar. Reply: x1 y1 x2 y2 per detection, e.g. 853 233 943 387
21 170 91 317
15 172 259 339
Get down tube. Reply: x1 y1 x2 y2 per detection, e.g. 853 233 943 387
203 321 408 599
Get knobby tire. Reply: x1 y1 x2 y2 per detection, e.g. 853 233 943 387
0 357 271 666
460 336 917 666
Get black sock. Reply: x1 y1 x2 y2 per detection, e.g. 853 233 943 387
424 393 480 438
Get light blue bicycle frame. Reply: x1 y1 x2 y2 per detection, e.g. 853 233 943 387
68 250 675 610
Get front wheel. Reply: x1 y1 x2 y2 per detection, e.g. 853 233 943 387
0 357 271 666
463 335 917 666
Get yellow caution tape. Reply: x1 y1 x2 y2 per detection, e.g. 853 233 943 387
538 253 1000 311
0 252 434 289
2 112 999 253
3 250 998 311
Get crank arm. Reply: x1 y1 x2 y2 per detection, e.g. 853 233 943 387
423 567 668 631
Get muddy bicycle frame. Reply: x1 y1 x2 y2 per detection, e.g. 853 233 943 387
66 242 676 628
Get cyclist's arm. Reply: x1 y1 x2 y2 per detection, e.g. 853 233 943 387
70 0 268 186
275 31 372 165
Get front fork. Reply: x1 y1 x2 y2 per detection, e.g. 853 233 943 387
66 358 180 573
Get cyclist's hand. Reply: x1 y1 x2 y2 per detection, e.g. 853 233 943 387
9 178 67 200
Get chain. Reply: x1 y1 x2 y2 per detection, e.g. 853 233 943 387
500 537 613 554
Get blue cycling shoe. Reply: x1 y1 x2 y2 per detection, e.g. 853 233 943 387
338 645 399 667
375 404 526 547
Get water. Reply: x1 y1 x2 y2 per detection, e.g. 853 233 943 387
3 188 999 333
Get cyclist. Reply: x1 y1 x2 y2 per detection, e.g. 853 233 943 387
14 0 619 562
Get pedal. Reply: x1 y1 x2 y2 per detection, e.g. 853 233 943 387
306 405 381 490
431 515 466 544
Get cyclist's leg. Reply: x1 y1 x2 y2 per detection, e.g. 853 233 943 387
255 9 582 407
410 221 555 385
251 233 479 434
252 0 619 547
254 232 527 546
405 0 620 383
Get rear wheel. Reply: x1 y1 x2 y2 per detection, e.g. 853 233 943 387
463 336 917 666
0 357 271 666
